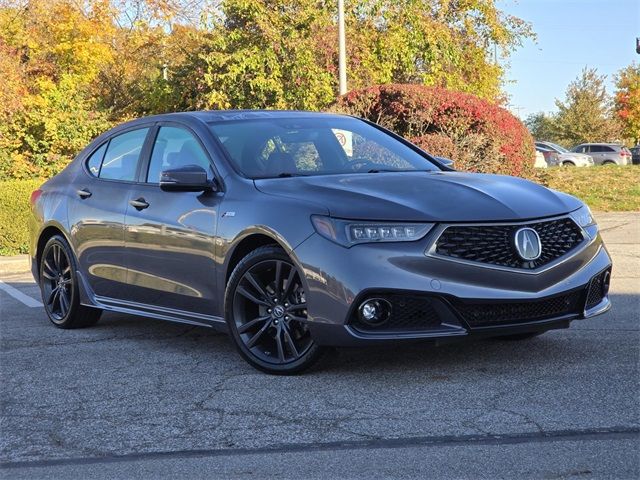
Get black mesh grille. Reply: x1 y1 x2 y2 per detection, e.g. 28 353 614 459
351 294 442 333
453 290 584 328
586 269 610 309
435 218 584 269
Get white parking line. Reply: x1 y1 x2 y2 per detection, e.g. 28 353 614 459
0 280 43 308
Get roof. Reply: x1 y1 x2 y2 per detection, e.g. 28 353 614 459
573 142 623 146
179 110 347 123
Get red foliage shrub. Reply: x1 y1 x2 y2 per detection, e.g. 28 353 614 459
334 84 535 177
411 134 458 160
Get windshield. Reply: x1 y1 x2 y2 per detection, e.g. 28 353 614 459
546 142 569 153
208 116 439 179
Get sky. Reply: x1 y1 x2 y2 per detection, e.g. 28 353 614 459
499 0 639 120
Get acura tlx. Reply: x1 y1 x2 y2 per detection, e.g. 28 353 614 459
28 111 612 374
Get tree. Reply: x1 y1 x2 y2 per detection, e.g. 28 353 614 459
554 68 621 147
524 112 559 143
201 0 534 111
613 63 640 145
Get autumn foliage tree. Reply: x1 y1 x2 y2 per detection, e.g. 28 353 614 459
203 0 533 110
0 0 533 180
613 63 640 145
553 68 622 147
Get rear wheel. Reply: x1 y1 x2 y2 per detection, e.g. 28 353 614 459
39 235 101 329
224 245 324 374
603 160 616 166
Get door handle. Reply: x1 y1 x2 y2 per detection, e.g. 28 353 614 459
77 188 92 199
129 198 149 210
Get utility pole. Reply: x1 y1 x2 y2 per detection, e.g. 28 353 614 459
338 0 347 96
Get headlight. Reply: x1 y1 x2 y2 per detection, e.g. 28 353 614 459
571 205 595 227
311 215 434 247
570 205 598 238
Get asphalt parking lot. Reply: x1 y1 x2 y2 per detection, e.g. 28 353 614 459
0 213 638 479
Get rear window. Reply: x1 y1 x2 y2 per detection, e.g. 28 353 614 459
88 128 149 181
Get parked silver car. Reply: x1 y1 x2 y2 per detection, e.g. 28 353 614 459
535 145 561 167
571 143 632 166
535 141 593 167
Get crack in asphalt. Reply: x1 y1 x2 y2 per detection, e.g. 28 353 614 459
1 426 637 470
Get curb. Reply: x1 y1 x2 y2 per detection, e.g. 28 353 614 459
0 255 31 276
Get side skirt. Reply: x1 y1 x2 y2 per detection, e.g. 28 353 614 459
76 270 225 329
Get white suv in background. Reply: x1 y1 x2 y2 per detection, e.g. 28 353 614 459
571 143 632 166
535 141 594 167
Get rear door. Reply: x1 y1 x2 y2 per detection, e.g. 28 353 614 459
589 145 605 164
68 127 151 299
600 145 617 163
122 124 222 317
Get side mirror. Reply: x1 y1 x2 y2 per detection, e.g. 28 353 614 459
434 156 455 170
159 165 217 192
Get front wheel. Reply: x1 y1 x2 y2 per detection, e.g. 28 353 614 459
39 235 101 328
224 246 324 374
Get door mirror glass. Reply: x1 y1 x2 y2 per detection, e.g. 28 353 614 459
159 165 216 192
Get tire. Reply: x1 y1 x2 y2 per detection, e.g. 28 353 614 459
39 235 101 329
602 160 616 166
493 332 544 341
224 245 324 374
562 161 575 167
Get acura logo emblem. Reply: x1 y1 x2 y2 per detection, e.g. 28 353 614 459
513 227 542 261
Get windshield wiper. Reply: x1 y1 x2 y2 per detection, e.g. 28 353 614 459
275 172 307 178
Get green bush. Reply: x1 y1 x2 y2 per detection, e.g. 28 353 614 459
0 179 43 255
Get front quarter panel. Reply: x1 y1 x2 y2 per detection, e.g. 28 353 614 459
214 178 329 310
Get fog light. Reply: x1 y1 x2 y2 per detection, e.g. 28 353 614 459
358 298 392 326
602 270 611 297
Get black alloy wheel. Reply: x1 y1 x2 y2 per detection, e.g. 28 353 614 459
225 246 324 374
40 235 101 328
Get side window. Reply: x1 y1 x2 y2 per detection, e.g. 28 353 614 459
86 143 107 176
602 146 615 152
147 127 212 183
99 128 149 181
590 145 604 153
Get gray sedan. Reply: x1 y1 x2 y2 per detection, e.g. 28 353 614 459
28 111 612 374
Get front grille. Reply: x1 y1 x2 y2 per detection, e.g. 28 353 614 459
350 294 442 333
453 290 584 328
434 217 584 269
586 269 610 309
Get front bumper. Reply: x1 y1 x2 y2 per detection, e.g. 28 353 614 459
293 227 612 347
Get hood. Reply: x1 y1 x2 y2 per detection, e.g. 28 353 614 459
561 152 590 160
254 171 582 222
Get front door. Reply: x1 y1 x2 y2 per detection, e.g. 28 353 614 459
122 125 222 317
